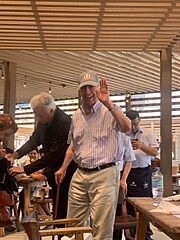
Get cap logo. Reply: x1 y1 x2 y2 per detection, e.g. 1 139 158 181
83 73 90 81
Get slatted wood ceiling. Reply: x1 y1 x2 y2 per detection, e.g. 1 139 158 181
0 0 180 103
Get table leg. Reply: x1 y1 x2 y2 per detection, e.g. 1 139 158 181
23 183 31 216
135 212 148 240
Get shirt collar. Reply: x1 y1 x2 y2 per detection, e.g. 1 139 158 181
126 126 144 136
80 100 102 114
138 126 144 133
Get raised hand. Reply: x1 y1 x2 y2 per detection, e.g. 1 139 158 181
95 78 110 105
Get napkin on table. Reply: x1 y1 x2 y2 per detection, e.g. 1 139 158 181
163 194 180 202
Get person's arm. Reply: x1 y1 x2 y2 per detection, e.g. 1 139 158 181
120 161 132 194
30 172 47 181
55 145 74 184
13 126 41 159
139 142 158 156
10 116 71 176
41 167 52 181
95 78 131 133
120 135 134 193
11 128 41 173
132 135 158 157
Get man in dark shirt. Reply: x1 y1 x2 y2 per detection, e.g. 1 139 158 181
9 92 77 221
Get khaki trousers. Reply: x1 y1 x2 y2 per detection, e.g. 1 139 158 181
67 164 120 240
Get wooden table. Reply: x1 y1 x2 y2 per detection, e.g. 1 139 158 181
128 197 180 240
18 177 36 216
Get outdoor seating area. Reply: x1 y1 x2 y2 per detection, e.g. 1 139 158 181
1 1 180 240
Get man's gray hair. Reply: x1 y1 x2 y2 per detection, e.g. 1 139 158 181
30 92 56 112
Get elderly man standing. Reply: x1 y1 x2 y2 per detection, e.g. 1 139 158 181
9 93 77 223
55 70 131 240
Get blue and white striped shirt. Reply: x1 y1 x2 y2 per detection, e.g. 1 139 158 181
68 100 124 168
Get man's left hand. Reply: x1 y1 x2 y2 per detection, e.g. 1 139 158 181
131 139 142 150
120 179 127 194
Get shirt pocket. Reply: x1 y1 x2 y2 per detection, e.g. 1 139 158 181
87 126 110 143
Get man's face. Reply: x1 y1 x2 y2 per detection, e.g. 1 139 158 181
33 106 54 124
131 117 141 133
79 85 98 109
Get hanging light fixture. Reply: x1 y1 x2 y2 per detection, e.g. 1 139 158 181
125 91 131 103
60 83 66 88
49 81 52 94
23 75 27 88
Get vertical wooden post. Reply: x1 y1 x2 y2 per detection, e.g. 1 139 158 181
3 62 16 149
160 49 172 197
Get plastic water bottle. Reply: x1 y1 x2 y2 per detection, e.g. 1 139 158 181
152 167 163 206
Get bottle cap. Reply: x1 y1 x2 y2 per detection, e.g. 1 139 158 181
154 167 160 172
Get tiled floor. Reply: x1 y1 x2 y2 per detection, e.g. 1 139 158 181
0 226 172 240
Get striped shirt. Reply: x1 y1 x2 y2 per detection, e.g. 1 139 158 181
68 100 124 168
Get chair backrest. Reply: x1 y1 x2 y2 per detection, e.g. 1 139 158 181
117 190 127 215
0 192 20 232
114 190 137 232
22 211 92 240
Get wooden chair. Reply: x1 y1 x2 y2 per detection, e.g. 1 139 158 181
32 186 53 220
10 194 21 232
22 211 92 240
0 194 20 237
114 191 137 240
35 186 52 203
